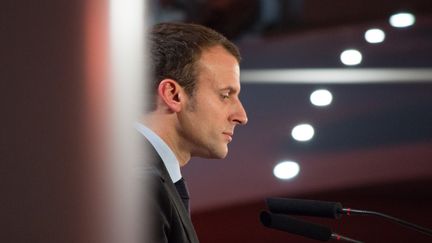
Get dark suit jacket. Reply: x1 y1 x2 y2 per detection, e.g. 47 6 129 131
144 142 199 243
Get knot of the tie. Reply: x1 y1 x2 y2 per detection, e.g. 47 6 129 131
174 178 190 213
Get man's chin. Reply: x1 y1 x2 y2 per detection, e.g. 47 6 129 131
202 148 228 159
216 149 228 159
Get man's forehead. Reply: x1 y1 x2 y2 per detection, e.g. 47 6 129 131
193 46 239 90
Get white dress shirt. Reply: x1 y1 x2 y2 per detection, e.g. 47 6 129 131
135 122 182 183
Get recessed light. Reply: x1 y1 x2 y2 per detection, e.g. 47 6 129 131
273 161 300 180
365 28 386 43
389 12 415 28
310 89 333 107
340 49 362 66
292 124 315 142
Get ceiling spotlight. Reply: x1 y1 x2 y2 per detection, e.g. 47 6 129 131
340 49 362 66
365 28 386 43
291 123 314 142
273 161 300 180
389 12 415 28
310 89 332 107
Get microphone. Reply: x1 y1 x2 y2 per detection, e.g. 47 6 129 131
266 197 432 237
260 211 363 243
267 197 343 219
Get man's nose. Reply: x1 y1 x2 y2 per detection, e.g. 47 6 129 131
231 99 248 125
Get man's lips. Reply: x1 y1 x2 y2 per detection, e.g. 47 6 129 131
222 132 233 142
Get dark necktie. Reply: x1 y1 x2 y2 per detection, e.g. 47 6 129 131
174 177 190 214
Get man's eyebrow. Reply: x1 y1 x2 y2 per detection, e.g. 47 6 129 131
219 86 240 93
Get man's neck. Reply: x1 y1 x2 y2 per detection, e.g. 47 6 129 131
141 114 191 167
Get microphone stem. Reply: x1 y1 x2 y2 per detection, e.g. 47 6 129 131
343 208 432 237
331 233 363 243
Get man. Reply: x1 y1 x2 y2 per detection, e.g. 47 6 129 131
137 22 248 243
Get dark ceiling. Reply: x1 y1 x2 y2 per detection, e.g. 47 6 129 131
154 0 432 41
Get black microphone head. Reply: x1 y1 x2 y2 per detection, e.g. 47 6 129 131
266 198 343 219
260 211 272 226
260 211 332 241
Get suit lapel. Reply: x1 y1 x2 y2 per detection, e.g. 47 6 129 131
156 158 199 243
143 138 199 243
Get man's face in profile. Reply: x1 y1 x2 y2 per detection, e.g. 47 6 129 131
177 45 248 159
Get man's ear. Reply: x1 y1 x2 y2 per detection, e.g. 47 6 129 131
157 79 183 112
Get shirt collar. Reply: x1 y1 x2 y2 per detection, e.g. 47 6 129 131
135 122 182 183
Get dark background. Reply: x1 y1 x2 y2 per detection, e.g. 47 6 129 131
2 0 431 242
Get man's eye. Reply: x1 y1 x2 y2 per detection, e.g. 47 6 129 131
221 94 230 99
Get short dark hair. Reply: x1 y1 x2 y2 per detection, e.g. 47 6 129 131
149 22 241 110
